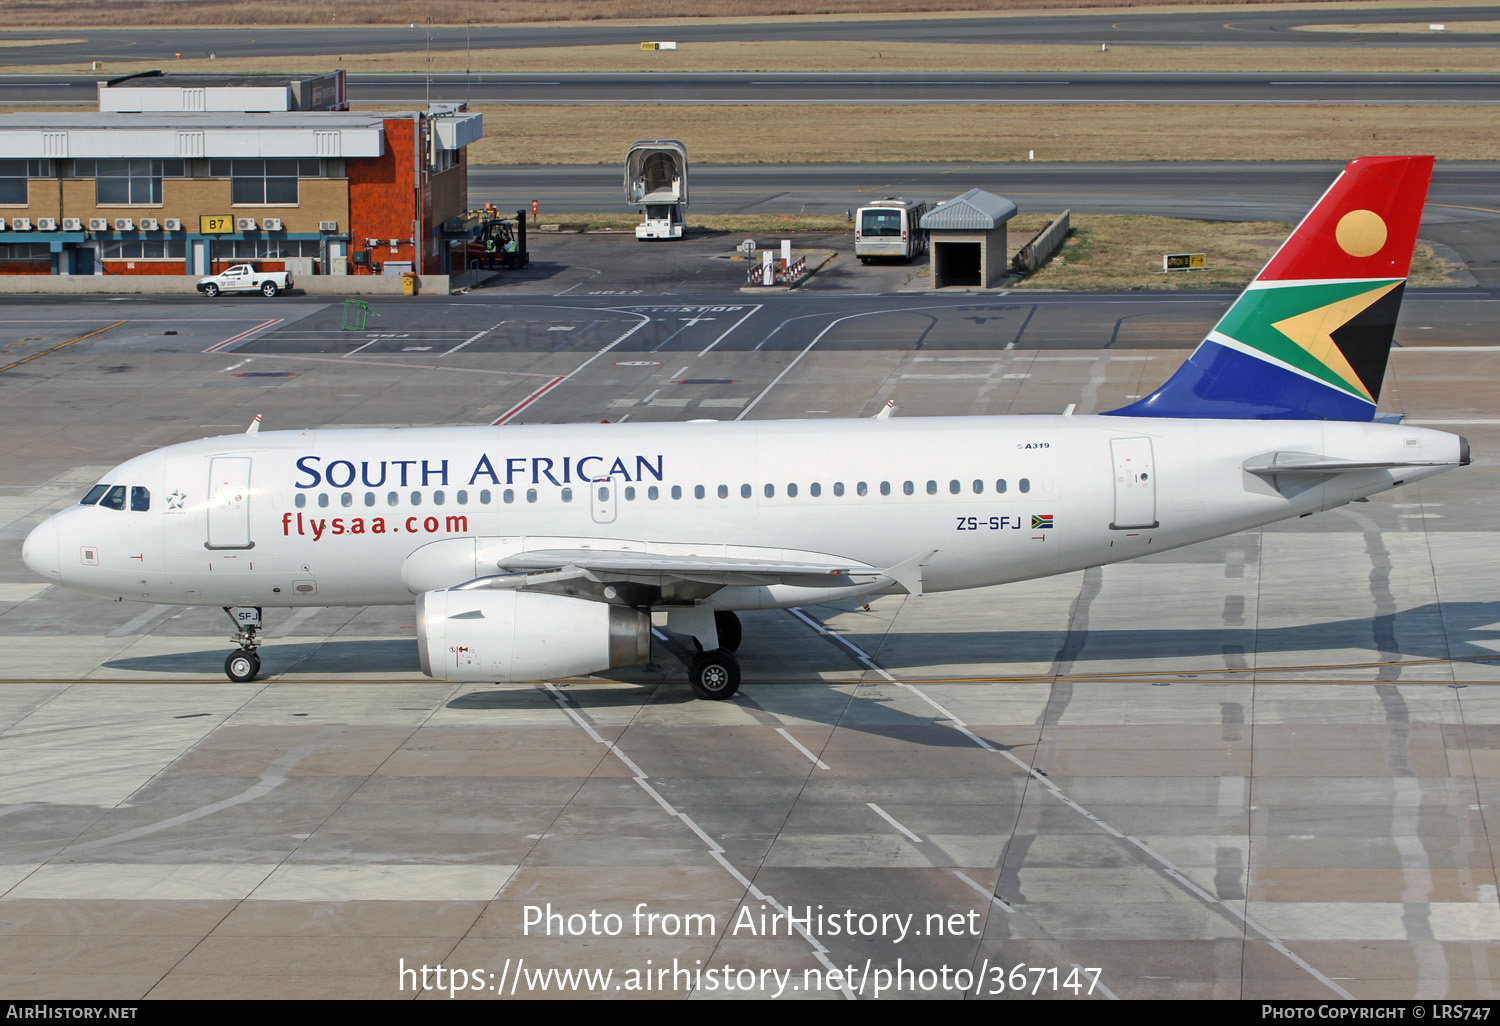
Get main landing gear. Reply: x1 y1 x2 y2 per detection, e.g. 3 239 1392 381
686 610 743 700
223 606 263 682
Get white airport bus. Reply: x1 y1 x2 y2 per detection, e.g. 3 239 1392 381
854 197 929 263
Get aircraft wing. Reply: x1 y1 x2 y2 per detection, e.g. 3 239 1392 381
498 549 894 589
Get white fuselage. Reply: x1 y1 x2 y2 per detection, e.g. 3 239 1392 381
23 415 1465 612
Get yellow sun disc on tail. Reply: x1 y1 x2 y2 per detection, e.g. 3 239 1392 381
1335 209 1387 258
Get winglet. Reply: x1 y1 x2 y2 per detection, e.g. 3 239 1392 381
875 400 897 420
245 414 262 435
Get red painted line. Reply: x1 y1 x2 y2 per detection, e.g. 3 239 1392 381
203 318 282 353
492 376 565 425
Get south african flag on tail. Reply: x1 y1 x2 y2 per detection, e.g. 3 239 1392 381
1108 155 1434 422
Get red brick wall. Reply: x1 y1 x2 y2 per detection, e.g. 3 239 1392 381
102 262 188 276
0 261 51 275
348 116 419 274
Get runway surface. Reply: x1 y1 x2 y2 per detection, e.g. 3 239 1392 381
0 5 1493 66
0 224 1497 997
9 71 1500 107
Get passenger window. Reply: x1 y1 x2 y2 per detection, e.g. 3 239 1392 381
903 481 914 496
788 483 798 498
996 479 1007 494
526 488 537 503
294 492 307 508
625 486 636 501
764 483 775 498
926 480 937 495
1020 478 1031 494
857 482 868 497
694 485 705 499
130 486 150 512
648 486 659 500
881 481 891 496
365 492 376 507
317 493 330 508
949 480 960 495
456 489 468 505
340 492 353 508
810 483 822 498
671 485 682 500
433 490 445 506
503 489 515 504
480 489 493 504
740 484 751 499
973 480 983 493
99 486 126 510
388 491 399 505
410 491 421 506
561 488 573 502
80 484 109 506
833 482 844 497
717 485 728 499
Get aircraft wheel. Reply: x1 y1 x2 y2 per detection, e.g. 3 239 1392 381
688 649 740 700
714 610 742 653
225 649 260 683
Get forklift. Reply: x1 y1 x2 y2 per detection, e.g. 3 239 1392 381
467 208 529 271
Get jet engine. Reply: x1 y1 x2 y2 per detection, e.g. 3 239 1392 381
416 588 651 682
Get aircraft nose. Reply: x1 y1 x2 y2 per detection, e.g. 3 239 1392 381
22 518 60 581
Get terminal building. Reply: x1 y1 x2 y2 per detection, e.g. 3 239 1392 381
0 71 482 280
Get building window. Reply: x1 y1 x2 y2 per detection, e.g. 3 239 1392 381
0 243 50 261
220 239 321 259
211 158 319 205
0 160 47 205
101 240 187 260
77 159 182 205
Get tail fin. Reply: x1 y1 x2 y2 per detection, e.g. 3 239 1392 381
1107 155 1434 421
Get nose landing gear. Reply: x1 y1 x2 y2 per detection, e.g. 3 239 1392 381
223 606 264 682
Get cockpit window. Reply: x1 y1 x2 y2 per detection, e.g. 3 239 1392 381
130 486 150 512
79 484 109 506
98 485 127 510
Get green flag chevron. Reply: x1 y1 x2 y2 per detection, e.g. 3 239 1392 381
1213 279 1404 400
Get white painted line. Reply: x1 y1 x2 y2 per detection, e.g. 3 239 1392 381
202 317 282 354
698 303 762 356
867 802 923 843
492 376 565 425
539 683 854 999
951 870 1015 914
776 727 830 769
443 321 504 356
786 606 1354 1000
340 337 381 358
493 315 652 425
106 603 176 638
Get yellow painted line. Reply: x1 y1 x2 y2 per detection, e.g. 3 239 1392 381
1429 203 1500 216
0 320 125 375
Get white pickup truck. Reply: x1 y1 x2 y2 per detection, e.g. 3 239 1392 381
196 264 293 298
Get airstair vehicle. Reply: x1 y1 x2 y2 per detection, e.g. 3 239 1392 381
625 139 688 240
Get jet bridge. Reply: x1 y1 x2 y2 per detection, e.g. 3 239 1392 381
625 139 687 240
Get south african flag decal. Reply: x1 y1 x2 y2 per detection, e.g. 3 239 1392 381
1032 514 1053 529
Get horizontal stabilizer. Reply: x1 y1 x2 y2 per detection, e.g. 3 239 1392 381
1244 451 1453 476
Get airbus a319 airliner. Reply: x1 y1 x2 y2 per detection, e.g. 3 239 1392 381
22 156 1469 699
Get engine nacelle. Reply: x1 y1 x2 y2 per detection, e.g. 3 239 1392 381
416 589 651 682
